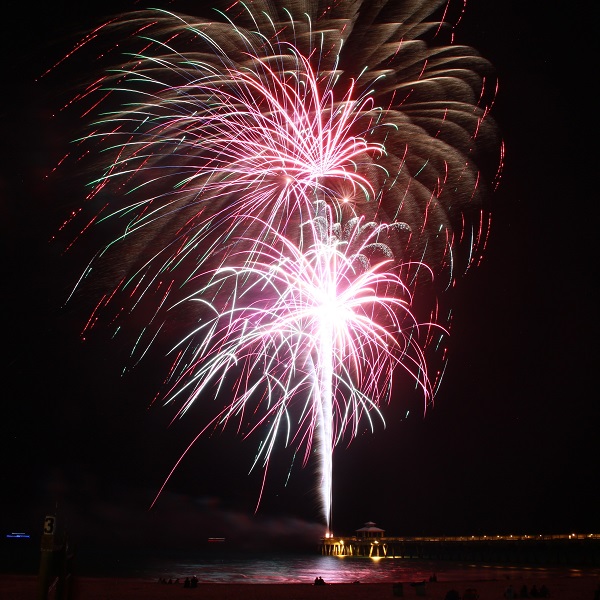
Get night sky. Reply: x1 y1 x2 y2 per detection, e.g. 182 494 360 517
1 0 597 570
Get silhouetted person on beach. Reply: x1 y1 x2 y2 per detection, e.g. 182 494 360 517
504 584 515 599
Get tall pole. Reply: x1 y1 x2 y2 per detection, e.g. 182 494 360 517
37 514 57 600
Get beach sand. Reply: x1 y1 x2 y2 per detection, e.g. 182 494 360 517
2 574 599 600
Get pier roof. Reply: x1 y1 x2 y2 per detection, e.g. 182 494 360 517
356 522 385 537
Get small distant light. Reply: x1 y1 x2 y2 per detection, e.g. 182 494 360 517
6 532 30 539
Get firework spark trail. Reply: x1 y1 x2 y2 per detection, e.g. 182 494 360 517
50 0 501 529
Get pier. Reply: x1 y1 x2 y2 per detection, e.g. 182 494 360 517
320 523 600 566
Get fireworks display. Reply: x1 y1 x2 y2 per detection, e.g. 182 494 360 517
50 0 502 529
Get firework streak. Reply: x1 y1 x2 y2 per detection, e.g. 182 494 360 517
50 0 502 529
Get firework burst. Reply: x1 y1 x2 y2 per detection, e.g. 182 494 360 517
48 0 502 528
151 207 435 524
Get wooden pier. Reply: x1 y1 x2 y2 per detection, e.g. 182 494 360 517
320 524 600 566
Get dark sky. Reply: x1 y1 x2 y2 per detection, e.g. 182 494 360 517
1 0 597 570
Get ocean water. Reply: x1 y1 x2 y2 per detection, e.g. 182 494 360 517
5 538 599 584
89 551 600 585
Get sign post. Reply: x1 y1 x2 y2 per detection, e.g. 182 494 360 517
37 515 57 600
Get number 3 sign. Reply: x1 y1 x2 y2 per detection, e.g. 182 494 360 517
43 516 56 536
